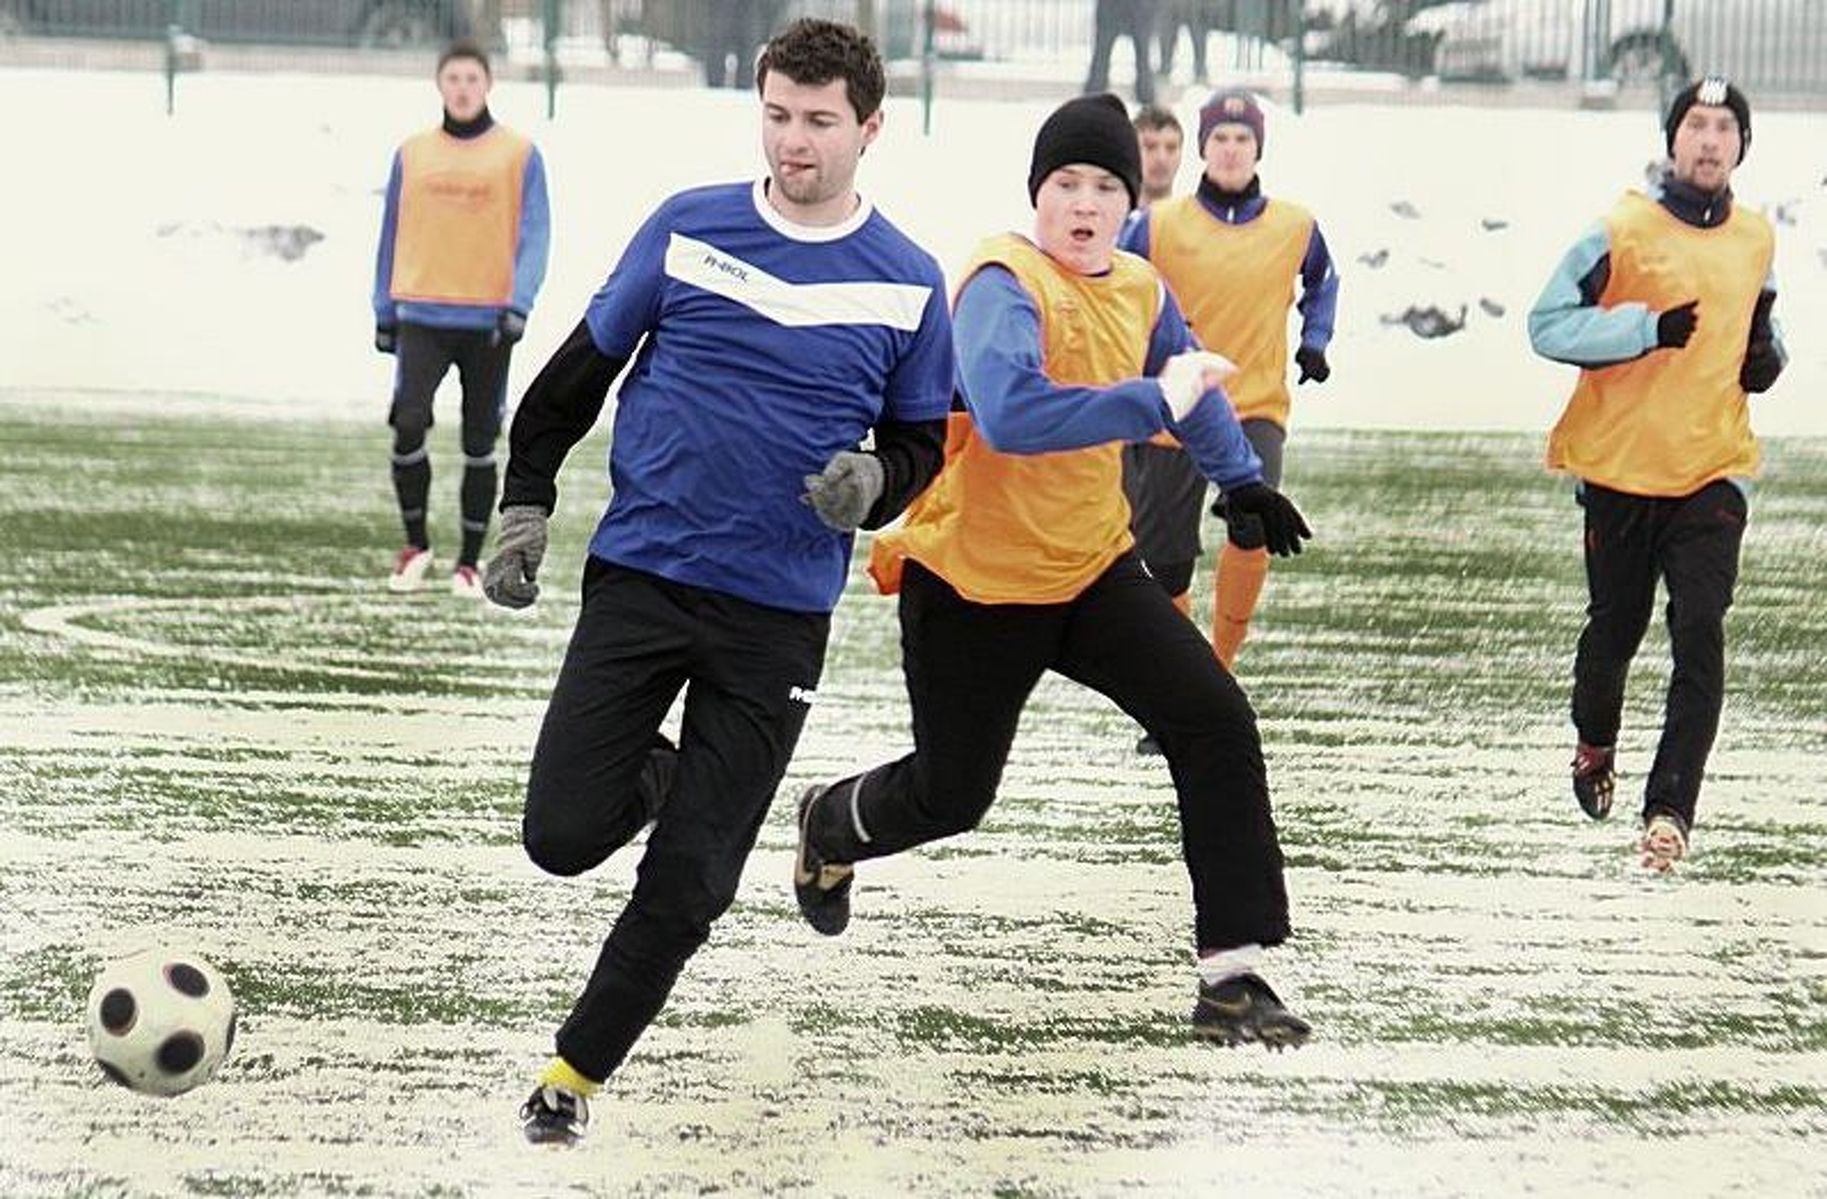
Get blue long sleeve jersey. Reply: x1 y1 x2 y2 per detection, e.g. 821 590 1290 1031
953 264 1262 491
576 180 955 614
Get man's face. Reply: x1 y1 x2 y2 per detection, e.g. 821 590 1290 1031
437 57 490 122
1201 124 1258 192
760 72 882 220
1138 125 1183 201
1033 163 1131 275
1670 104 1741 192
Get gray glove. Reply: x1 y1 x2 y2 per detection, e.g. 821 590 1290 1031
483 505 548 609
801 451 884 532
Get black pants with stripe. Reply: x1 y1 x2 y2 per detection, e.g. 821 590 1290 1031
1572 480 1747 826
816 555 1290 952
525 559 828 1082
388 323 512 564
1124 417 1287 596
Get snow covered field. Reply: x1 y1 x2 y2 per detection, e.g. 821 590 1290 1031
0 67 1824 1198
1 68 1821 435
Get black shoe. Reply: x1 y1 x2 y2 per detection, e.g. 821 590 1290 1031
1191 973 1311 1050
793 784 854 936
638 733 678 825
1571 742 1615 821
519 1085 589 1146
1135 733 1162 756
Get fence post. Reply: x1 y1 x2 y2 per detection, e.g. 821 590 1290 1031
1585 0 1609 82
1290 4 1305 115
163 0 183 115
920 0 935 136
544 0 559 118
1657 0 1677 109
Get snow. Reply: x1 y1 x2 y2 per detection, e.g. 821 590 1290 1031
3 67 1821 437
1 64 1824 1196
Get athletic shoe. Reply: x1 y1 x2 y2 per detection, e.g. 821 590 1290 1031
450 563 484 599
1135 733 1162 756
1571 742 1615 821
793 784 854 936
388 545 433 593
1191 972 1310 1050
519 1084 589 1146
1640 808 1689 874
638 733 678 825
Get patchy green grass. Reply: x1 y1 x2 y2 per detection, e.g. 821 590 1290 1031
2 400 1823 1196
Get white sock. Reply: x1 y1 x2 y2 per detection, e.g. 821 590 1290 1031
847 774 872 845
1196 943 1264 987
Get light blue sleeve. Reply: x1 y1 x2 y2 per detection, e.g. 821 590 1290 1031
954 267 1171 454
371 150 402 326
511 146 551 317
1527 221 1660 367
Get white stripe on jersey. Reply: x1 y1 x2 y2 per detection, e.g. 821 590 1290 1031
664 232 932 332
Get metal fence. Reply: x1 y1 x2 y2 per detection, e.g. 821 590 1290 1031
3 0 1824 111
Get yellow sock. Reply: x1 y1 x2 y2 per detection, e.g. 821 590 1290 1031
538 1056 601 1097
1211 544 1270 670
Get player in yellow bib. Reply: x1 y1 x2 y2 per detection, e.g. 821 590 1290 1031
1119 90 1338 695
793 94 1317 1049
1528 78 1785 873
371 40 550 598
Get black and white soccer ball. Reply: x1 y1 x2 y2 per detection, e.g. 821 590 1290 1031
85 947 236 1097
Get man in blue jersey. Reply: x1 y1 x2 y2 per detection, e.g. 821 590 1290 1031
483 18 955 1145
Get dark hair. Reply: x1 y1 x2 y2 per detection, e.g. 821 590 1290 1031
755 18 886 122
437 38 491 77
1133 104 1182 136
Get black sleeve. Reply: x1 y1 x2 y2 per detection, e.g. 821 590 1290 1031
1577 252 1611 306
860 416 947 531
1748 288 1778 348
501 319 629 514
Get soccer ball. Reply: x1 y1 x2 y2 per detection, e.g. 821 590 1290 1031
85 947 237 1097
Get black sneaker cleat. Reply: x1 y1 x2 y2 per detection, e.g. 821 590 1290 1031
638 733 678 825
794 784 854 936
1571 742 1615 821
519 1085 589 1146
1191 973 1311 1051
1135 733 1162 756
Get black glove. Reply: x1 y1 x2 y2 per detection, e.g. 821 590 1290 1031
1294 345 1330 385
1656 300 1699 349
374 325 397 355
1740 340 1783 393
494 310 527 347
1223 482 1313 557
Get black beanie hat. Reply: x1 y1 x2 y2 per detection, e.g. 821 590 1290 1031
1027 93 1142 209
1664 76 1751 162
